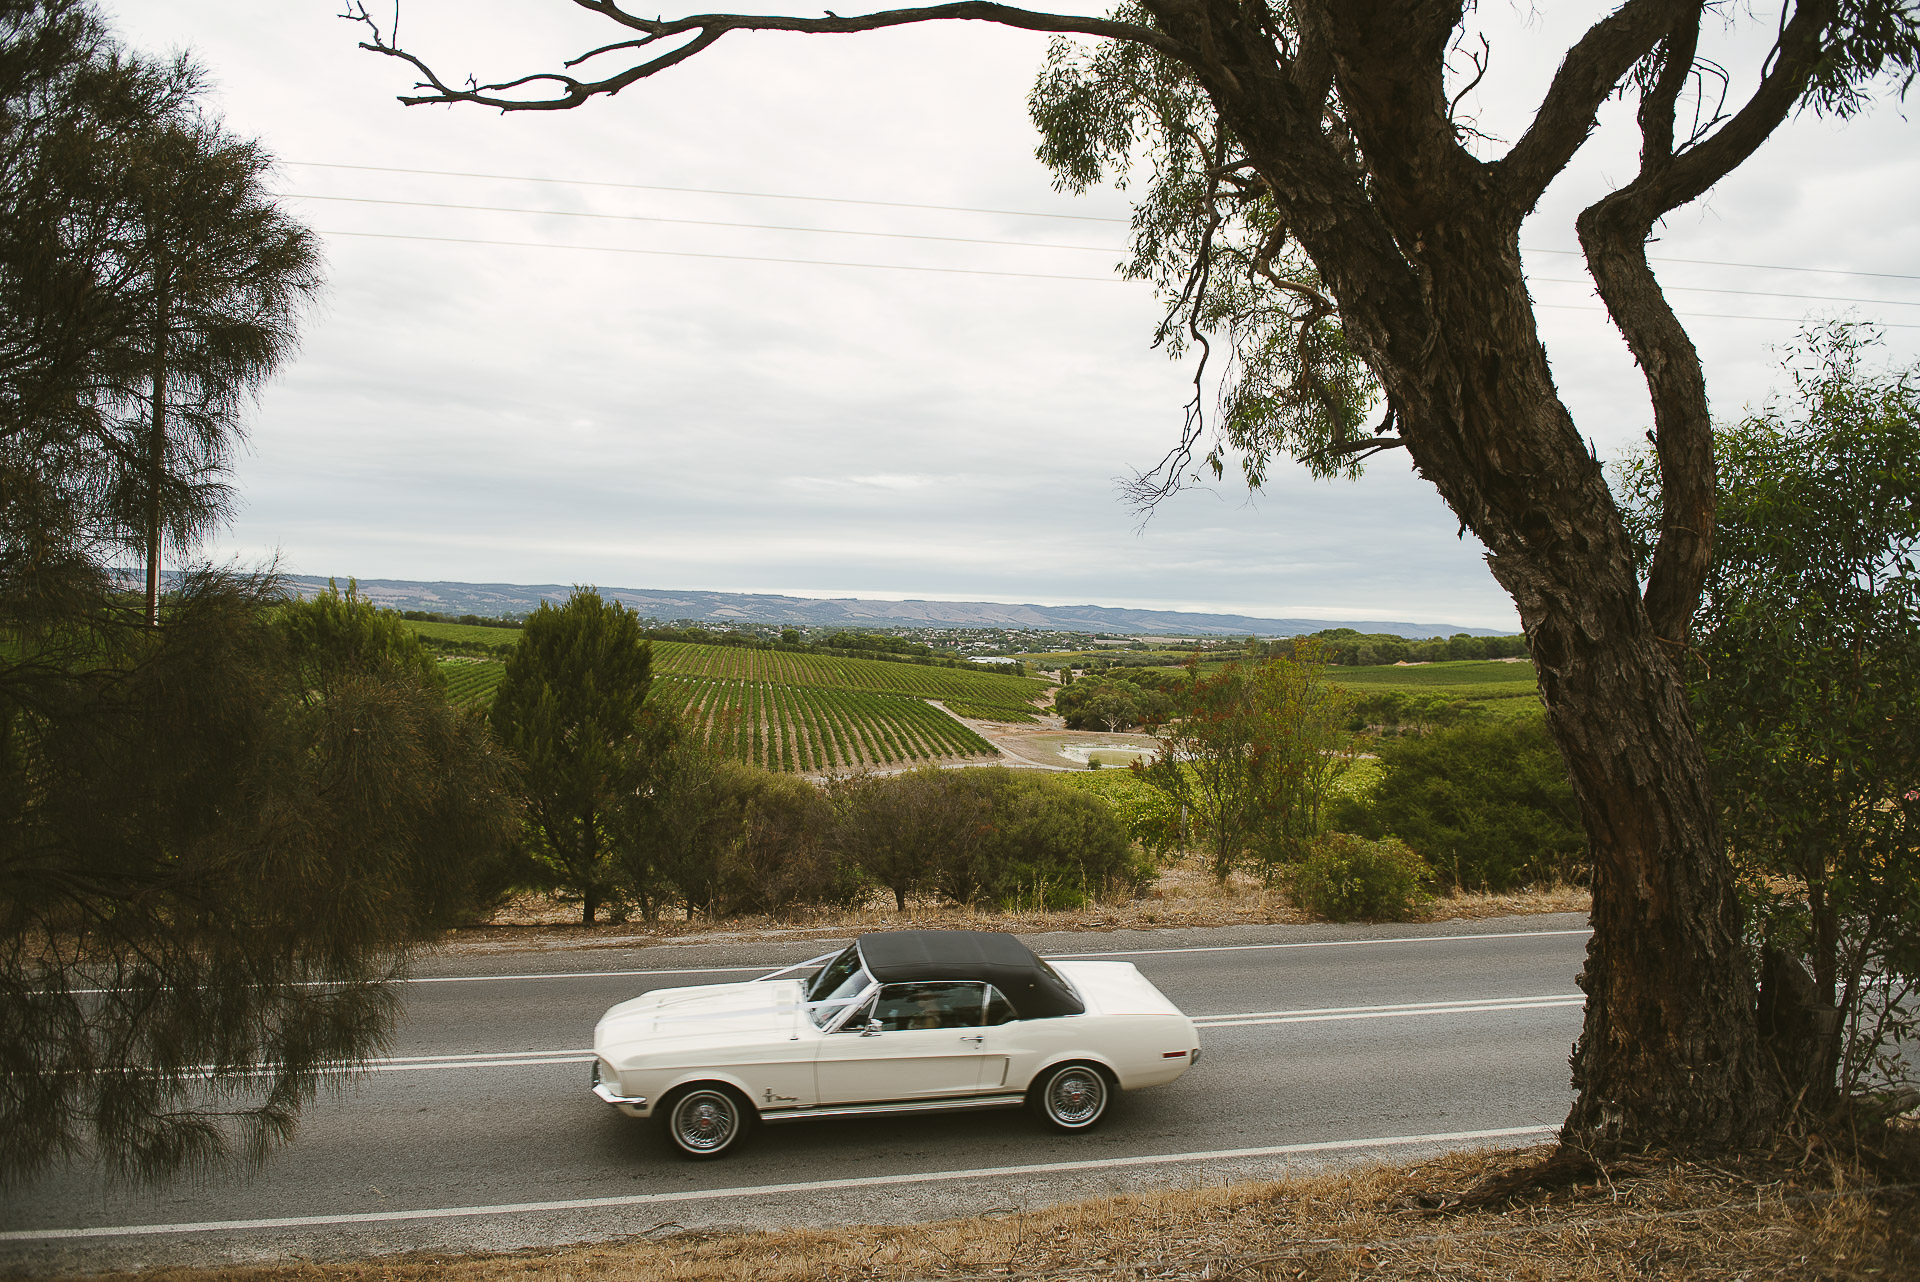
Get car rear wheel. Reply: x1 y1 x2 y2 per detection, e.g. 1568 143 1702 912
661 1085 752 1158
1030 1062 1110 1131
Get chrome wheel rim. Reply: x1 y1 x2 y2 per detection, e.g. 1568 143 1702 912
1046 1068 1106 1127
672 1090 738 1153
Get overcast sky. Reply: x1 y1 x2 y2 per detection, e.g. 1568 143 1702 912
99 2 1920 631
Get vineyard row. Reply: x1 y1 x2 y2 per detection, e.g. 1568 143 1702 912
434 661 1000 772
655 676 996 773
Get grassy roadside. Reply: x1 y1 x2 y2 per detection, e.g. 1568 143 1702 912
446 851 1590 951
76 1138 1917 1281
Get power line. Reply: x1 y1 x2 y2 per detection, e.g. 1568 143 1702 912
288 161 1919 285
293 193 1915 307
316 229 1131 283
284 160 1130 225
1535 302 1917 330
317 227 1920 329
1530 276 1920 309
1524 245 1920 284
286 192 1121 254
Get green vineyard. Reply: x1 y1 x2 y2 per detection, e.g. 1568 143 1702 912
646 642 1046 721
439 658 506 708
654 676 994 772
430 637 1046 772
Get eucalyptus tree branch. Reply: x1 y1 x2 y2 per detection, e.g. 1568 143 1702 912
1122 121 1230 512
1579 0 1839 646
1445 32 1490 132
1495 0 1695 214
344 0 1189 110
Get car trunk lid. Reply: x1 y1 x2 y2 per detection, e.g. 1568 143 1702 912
1049 960 1184 1017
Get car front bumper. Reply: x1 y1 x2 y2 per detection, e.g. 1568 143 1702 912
590 1059 649 1115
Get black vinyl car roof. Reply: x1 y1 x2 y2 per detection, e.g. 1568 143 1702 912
855 930 1085 1018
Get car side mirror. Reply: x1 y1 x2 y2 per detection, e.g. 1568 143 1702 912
860 1019 882 1037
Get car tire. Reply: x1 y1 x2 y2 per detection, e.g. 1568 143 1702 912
660 1084 753 1158
1029 1061 1111 1131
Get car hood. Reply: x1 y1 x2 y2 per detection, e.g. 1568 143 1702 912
595 978 810 1055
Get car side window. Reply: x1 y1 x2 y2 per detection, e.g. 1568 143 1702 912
983 985 1019 1025
831 993 877 1033
871 982 990 1032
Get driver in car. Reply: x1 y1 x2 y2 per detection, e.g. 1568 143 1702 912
907 991 945 1030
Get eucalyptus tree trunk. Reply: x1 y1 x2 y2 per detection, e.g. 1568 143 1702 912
1135 0 1779 1148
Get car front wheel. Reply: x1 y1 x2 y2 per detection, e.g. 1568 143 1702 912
662 1085 752 1158
1031 1062 1110 1131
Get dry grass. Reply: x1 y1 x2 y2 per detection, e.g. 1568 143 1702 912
72 1141 1918 1281
442 855 1590 954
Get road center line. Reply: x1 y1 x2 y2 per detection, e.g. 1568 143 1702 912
0 1124 1557 1242
403 928 1592 987
356 995 1584 1073
1045 928 1591 962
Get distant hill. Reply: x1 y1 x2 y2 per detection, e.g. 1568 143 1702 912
281 576 1510 639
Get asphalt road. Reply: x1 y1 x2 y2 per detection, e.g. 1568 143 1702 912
1 914 1591 1275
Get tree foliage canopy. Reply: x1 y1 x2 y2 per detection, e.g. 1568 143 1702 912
1138 641 1350 881
490 587 670 925
0 572 521 1187
1 0 320 625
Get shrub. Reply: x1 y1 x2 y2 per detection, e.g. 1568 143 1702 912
932 768 1148 910
1289 834 1432 922
713 769 866 916
1053 674 1174 731
630 755 865 919
1332 714 1584 890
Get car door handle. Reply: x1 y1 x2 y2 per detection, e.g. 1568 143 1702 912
960 1035 984 1045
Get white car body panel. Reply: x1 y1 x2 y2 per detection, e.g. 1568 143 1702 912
592 957 1198 1122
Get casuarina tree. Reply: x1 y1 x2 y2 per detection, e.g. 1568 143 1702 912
350 1 1920 1150
103 111 322 626
1 3 517 1188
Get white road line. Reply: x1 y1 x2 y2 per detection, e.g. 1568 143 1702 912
363 1055 590 1073
395 927 1592 988
405 965 771 985
1046 928 1591 962
0 1124 1557 1242
1196 998 1584 1028
1192 995 1580 1021
377 1049 594 1064
359 996 1582 1074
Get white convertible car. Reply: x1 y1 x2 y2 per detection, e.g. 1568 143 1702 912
591 929 1200 1157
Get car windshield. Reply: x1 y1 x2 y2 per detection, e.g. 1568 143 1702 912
805 946 872 1027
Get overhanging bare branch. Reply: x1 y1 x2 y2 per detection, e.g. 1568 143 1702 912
344 1 1189 111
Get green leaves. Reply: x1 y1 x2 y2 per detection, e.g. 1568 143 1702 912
1028 8 1384 501
1334 715 1586 892
1138 640 1353 881
1624 320 1920 1103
